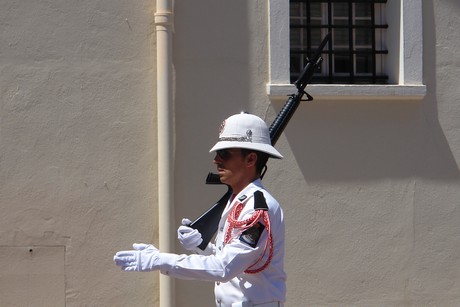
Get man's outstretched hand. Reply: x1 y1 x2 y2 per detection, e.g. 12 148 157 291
113 243 161 272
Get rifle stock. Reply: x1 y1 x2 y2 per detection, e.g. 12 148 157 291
192 187 232 250
189 33 331 250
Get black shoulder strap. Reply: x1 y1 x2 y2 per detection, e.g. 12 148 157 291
253 190 268 211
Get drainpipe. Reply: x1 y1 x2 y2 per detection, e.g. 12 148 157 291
155 0 174 306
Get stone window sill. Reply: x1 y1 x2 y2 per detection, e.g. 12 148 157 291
267 84 427 101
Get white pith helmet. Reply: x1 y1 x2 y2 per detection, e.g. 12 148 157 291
209 113 283 159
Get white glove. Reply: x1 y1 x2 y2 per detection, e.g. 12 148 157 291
177 218 203 251
113 243 161 272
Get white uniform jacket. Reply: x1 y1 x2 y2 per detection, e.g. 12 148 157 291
158 179 286 306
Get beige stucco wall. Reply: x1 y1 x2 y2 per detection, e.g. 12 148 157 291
0 0 159 306
0 0 459 306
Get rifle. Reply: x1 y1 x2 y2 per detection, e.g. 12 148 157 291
190 32 331 250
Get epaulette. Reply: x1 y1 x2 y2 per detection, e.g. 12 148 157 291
253 190 268 211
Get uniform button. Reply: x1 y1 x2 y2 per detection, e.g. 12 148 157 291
216 281 220 285
218 246 222 251
219 227 224 232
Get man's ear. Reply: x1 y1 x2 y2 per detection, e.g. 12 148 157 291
246 152 257 168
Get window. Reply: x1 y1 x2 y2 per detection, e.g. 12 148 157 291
267 0 426 100
290 1 388 84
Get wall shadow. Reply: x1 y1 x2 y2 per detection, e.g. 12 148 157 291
275 1 459 183
173 1 252 306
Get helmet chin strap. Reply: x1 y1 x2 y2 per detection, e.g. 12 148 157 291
259 165 268 180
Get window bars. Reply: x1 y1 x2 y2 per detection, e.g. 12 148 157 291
290 0 388 84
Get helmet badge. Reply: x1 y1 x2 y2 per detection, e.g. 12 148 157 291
219 120 226 136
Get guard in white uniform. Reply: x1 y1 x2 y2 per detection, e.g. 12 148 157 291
114 113 286 307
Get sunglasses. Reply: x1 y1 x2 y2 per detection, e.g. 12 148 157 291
216 149 242 160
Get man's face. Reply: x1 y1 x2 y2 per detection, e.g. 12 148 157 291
213 148 253 192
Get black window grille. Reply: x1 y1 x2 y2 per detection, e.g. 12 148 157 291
290 0 388 84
